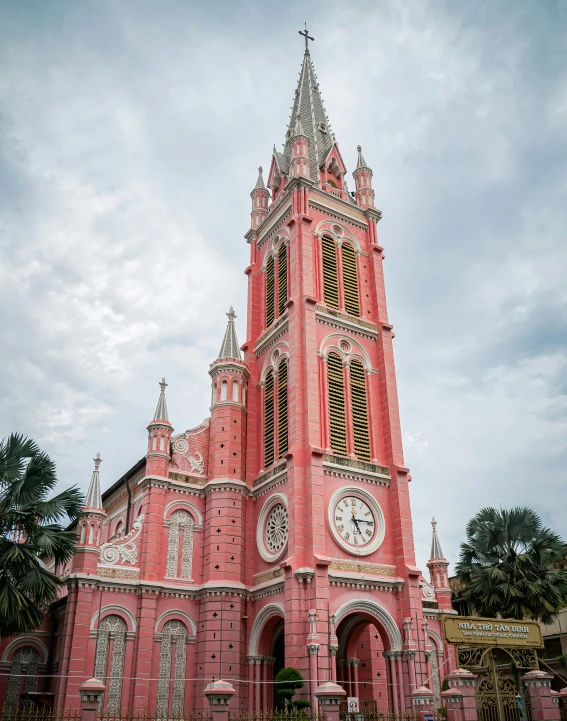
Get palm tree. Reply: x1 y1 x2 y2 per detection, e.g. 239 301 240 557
0 434 84 637
455 506 567 624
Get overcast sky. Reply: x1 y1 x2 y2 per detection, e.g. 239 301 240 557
1 0 566 574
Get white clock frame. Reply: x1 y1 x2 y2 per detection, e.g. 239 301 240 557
256 493 289 563
327 486 385 556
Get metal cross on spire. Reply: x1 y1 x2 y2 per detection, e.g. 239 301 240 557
298 23 314 53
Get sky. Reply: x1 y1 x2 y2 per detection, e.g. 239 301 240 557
1 0 566 574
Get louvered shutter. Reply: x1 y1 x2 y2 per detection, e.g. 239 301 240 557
322 236 339 309
266 255 275 327
327 352 348 456
277 359 288 459
277 244 288 317
350 359 371 460
264 371 275 467
342 243 360 316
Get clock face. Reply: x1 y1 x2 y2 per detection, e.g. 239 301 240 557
333 495 376 548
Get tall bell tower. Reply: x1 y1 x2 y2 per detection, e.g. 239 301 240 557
242 30 429 712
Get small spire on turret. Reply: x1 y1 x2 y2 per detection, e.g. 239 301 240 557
218 307 242 361
293 115 305 138
84 452 103 510
356 144 368 169
429 517 445 561
153 377 169 422
255 167 266 189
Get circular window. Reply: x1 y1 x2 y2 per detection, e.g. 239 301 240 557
265 504 288 553
257 493 289 563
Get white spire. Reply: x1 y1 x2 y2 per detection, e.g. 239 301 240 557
356 144 368 169
254 166 266 189
153 377 169 422
429 517 446 561
218 307 241 360
84 452 103 510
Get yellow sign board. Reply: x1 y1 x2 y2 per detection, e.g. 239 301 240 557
442 615 544 648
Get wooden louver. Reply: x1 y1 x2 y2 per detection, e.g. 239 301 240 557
264 371 275 467
277 244 288 317
350 359 371 461
321 236 339 309
266 255 275 327
327 352 348 456
342 243 360 316
277 359 288 459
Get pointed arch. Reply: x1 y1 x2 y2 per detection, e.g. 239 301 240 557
327 352 347 456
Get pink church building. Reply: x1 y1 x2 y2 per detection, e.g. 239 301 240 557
0 40 456 715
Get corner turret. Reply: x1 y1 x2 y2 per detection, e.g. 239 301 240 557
427 517 453 612
73 453 106 574
352 145 375 209
146 378 173 478
251 167 270 229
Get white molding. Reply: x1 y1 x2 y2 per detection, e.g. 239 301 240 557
1 638 49 664
249 603 285 655
90 604 137 633
333 599 403 652
163 499 203 525
154 609 196 637
327 486 386 557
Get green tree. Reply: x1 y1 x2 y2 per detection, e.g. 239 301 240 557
455 506 567 624
0 434 84 637
274 667 308 710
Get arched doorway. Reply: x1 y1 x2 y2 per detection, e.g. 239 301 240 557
334 601 404 714
248 604 285 714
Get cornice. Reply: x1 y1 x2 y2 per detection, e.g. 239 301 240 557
253 315 289 357
256 200 293 248
308 190 367 230
316 306 378 340
322 455 390 487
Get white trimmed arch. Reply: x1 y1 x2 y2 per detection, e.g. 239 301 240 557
261 229 291 271
428 628 444 651
155 610 196 637
248 603 285 656
1 638 49 664
315 219 362 253
333 599 403 652
319 333 372 372
260 342 290 384
163 500 203 525
90 605 137 633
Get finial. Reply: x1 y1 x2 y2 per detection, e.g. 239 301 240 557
159 377 167 392
93 452 102 470
356 144 368 169
298 23 314 53
227 306 236 321
432 516 436 527
357 145 362 152
258 166 262 173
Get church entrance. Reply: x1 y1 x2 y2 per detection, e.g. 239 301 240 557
336 613 395 713
270 619 285 708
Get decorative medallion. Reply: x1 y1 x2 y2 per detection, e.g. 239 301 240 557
265 504 288 553
327 487 385 557
256 493 289 563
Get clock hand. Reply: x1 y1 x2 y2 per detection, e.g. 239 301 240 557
354 519 374 524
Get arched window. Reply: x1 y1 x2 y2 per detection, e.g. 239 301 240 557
233 380 239 402
266 254 275 327
277 359 289 459
341 243 360 316
350 359 370 460
221 380 228 401
5 647 39 711
166 510 195 579
115 519 124 538
327 352 347 456
88 524 94 544
264 371 275 467
277 243 288 316
322 235 339 309
94 615 127 715
156 620 188 717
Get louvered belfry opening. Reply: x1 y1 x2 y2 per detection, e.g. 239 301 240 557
264 371 275 467
277 358 289 458
341 242 360 316
322 235 339 309
350 359 371 460
277 243 288 317
266 255 276 327
327 352 348 456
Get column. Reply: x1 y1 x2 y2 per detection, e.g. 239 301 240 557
397 653 406 710
406 650 417 692
351 659 360 698
254 657 262 713
308 644 320 712
346 659 352 697
385 652 399 714
329 645 339 683
247 656 255 712
262 657 268 712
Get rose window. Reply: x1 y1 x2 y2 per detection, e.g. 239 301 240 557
265 504 288 553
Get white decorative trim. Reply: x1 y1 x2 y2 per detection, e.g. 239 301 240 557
315 219 362 253
90 605 137 633
155 610 197 637
163 500 203 525
256 493 288 563
1 638 49 664
428 629 444 651
260 342 290 383
319 333 373 372
248 603 285 655
316 309 378 341
327 486 386 556
333 599 403 652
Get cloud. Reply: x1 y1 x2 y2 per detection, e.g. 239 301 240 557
1 0 566 574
